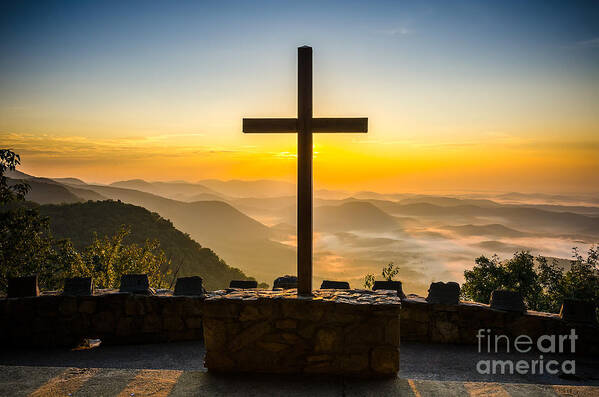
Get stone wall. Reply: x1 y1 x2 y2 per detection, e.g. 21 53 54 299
0 291 204 347
1 289 597 358
203 289 401 377
401 295 598 355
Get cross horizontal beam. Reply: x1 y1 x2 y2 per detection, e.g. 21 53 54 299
243 118 368 133
313 117 368 133
243 118 297 133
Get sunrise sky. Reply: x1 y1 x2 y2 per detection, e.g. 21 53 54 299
1 1 598 193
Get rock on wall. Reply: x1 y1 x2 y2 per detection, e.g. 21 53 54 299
203 289 401 377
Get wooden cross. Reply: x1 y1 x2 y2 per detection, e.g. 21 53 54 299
243 46 368 295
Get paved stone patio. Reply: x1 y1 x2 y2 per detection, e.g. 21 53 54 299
2 365 599 396
1 342 597 396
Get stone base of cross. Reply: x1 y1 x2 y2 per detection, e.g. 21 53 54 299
243 46 368 295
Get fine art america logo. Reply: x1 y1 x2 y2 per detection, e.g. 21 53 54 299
476 329 577 375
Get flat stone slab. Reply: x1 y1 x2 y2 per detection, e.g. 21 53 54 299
320 280 350 289
7 276 39 298
273 275 297 289
373 280 405 298
63 277 93 296
174 276 204 296
560 299 597 324
119 274 153 295
229 280 258 289
426 281 460 305
489 290 526 313
205 288 402 306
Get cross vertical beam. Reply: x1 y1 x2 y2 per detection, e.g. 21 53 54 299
297 46 313 296
242 46 367 297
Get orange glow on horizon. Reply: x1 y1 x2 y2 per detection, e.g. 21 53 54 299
3 129 598 195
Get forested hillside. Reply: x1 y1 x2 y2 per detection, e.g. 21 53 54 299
38 200 257 290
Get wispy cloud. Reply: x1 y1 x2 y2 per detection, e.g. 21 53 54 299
145 132 205 141
574 37 599 49
0 132 240 162
378 26 413 36
272 151 297 159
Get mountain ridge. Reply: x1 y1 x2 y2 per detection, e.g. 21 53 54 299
37 200 254 290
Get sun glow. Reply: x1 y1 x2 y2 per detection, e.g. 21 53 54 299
3 129 597 194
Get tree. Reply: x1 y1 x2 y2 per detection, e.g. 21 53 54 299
462 248 599 316
0 149 77 291
363 274 375 289
0 205 79 292
1 149 30 204
461 255 507 305
0 149 68 291
562 247 598 307
1 217 174 292
502 251 542 310
71 225 171 289
382 262 399 281
536 256 565 313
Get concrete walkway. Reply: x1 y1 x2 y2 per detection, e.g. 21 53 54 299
1 342 597 396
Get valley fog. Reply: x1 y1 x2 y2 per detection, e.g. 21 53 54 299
243 191 598 296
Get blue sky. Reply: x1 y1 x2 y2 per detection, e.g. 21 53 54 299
1 1 598 191
2 1 597 136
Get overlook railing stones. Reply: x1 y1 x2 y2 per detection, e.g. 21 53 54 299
229 280 258 289
273 275 298 290
560 299 598 324
120 274 153 295
373 280 406 299
426 282 460 305
7 275 39 298
174 276 205 296
63 277 94 296
320 280 350 289
489 290 526 313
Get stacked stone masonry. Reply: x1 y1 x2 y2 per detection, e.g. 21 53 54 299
0 289 596 359
202 289 401 377
0 290 204 347
401 295 598 355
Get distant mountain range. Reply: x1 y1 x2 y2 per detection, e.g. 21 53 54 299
6 170 599 293
109 179 222 202
52 177 88 186
197 179 295 198
375 202 599 236
495 192 599 206
16 178 82 204
443 224 530 238
314 202 400 232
